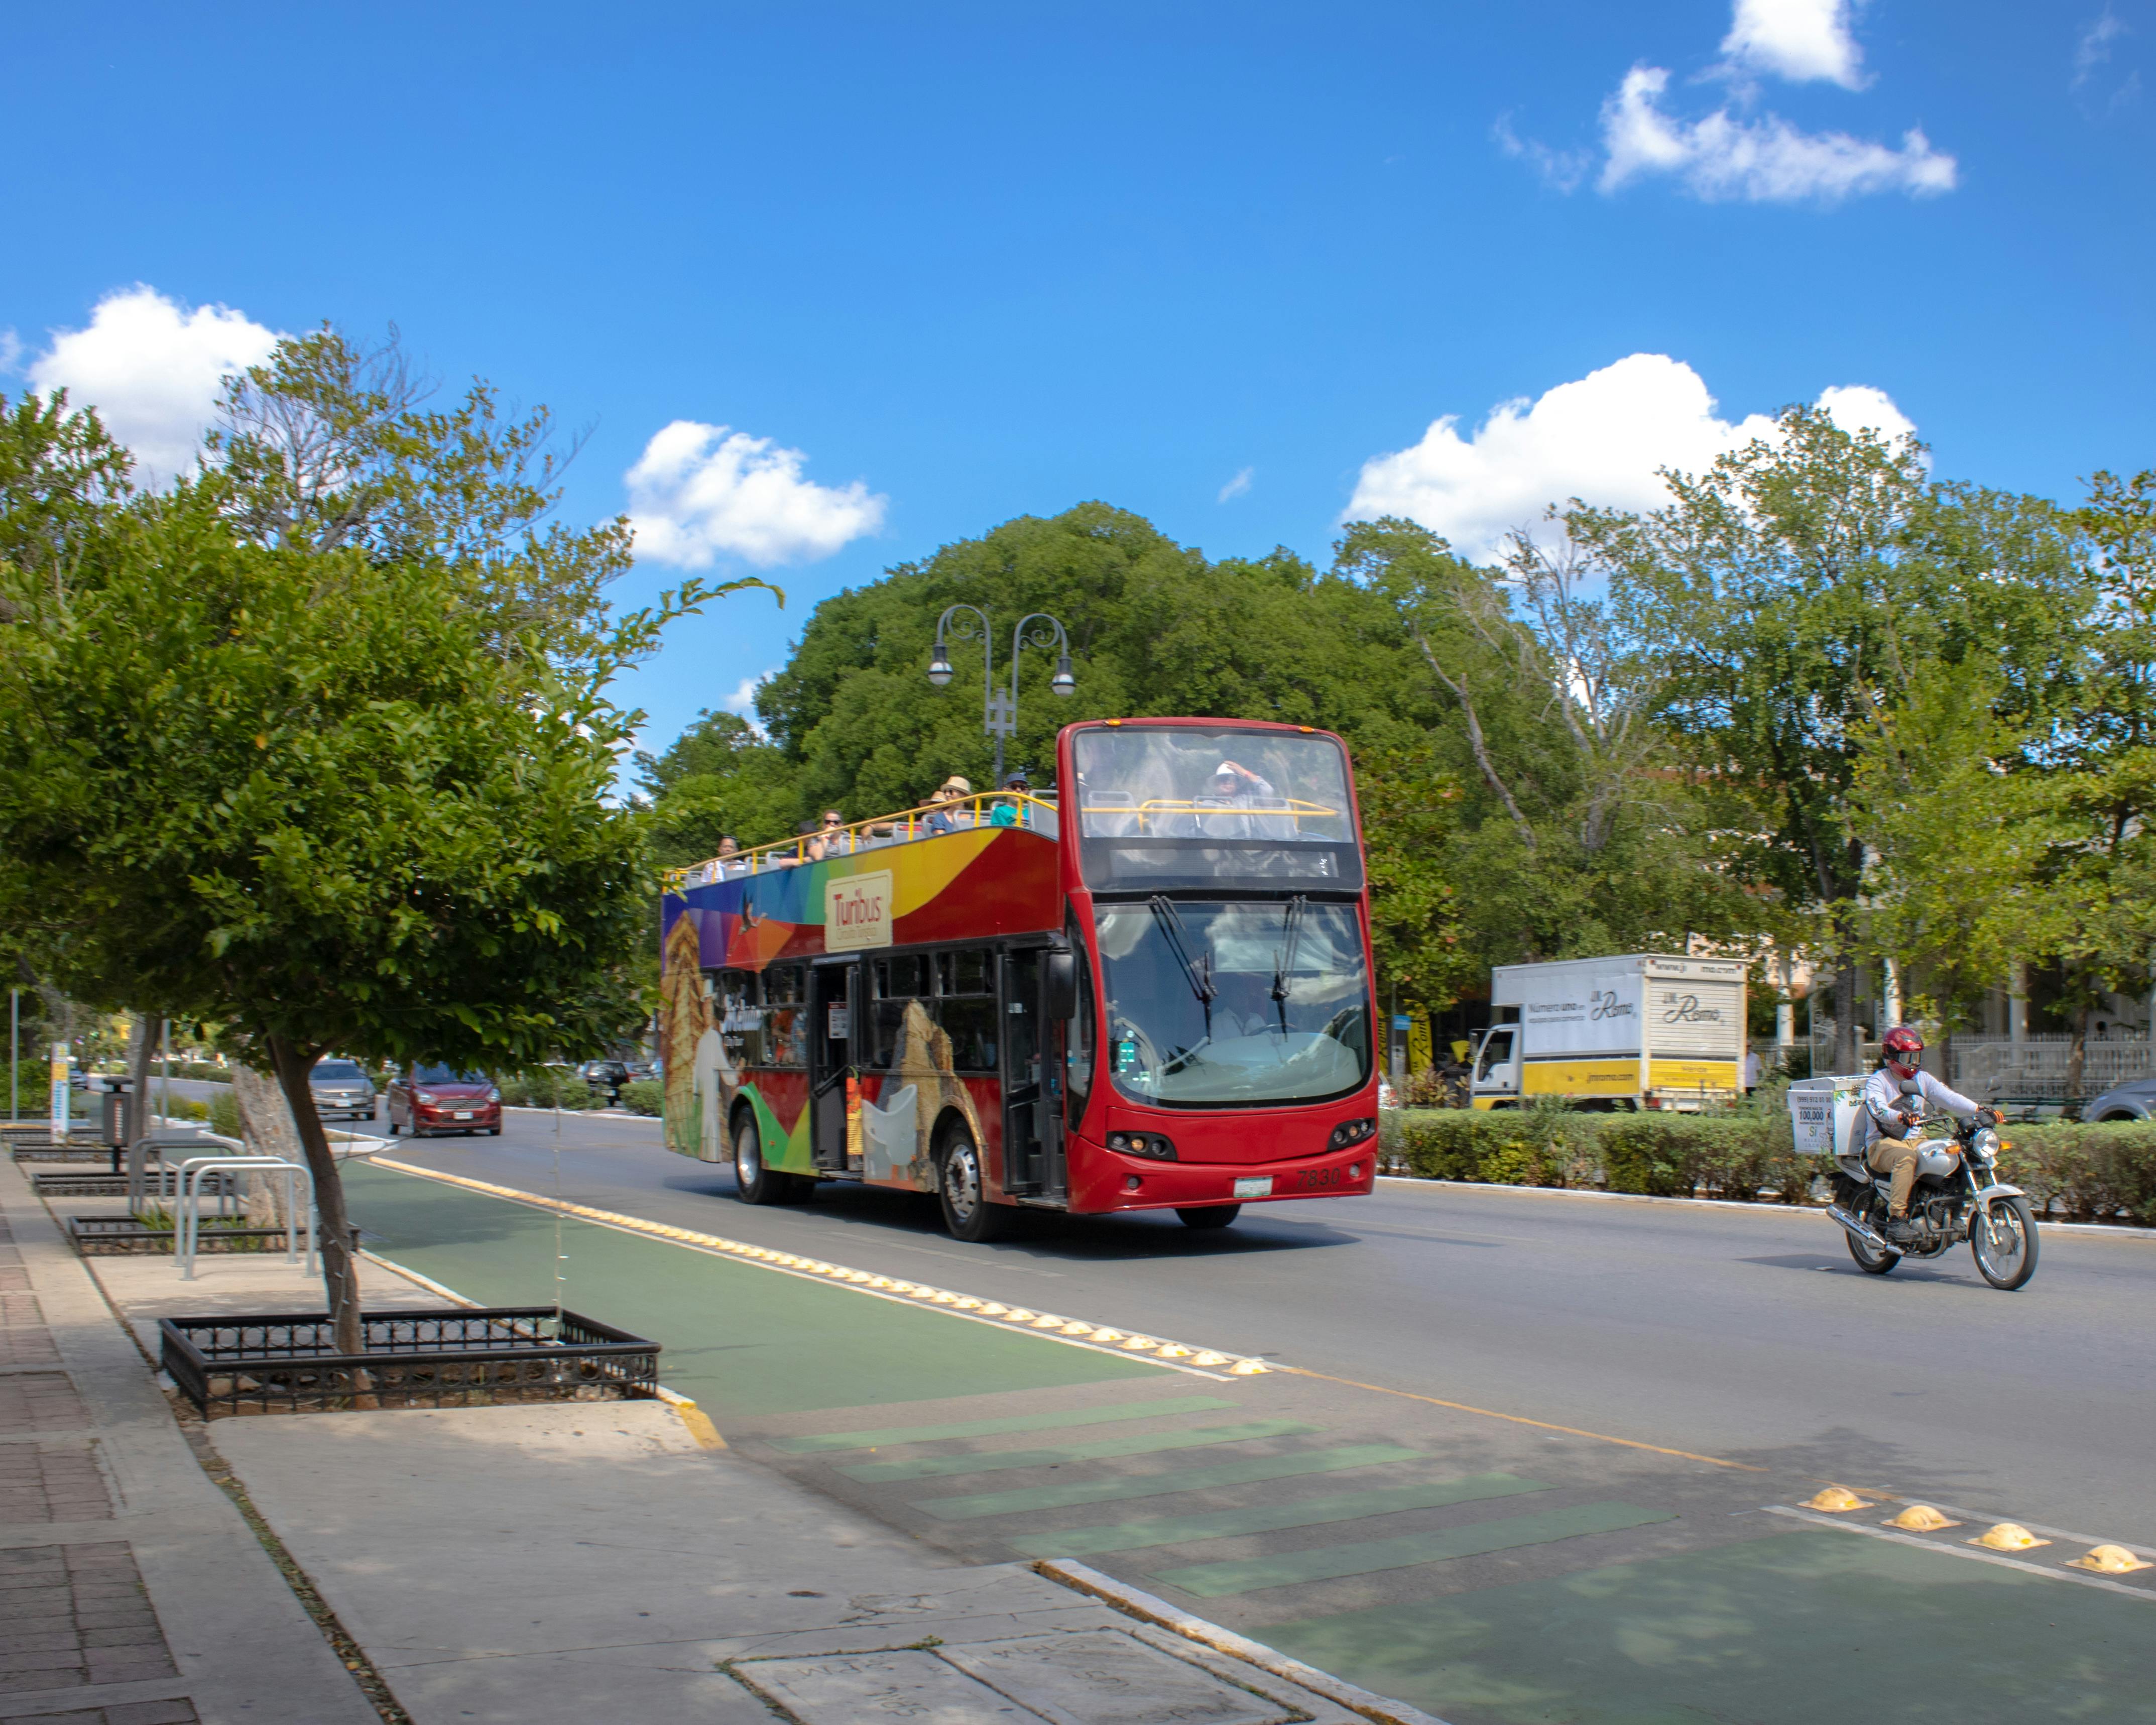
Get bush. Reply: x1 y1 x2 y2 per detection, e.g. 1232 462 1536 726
163 1097 210 1122
209 1090 243 1139
1386 1104 1817 1203
497 1069 601 1110
1995 1121 2156 1223
1389 1106 1588 1188
618 1079 664 1116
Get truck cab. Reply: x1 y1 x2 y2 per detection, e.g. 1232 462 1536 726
1468 1023 1522 1107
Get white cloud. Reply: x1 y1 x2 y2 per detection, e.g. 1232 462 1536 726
1493 113 1592 192
1599 65 1955 202
723 671 776 719
1721 0 1866 88
1345 353 1917 561
27 285 282 484
1218 467 1254 503
625 420 886 569
2075 7 2128 86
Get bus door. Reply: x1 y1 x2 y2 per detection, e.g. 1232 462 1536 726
1000 949 1060 1197
809 959 859 1171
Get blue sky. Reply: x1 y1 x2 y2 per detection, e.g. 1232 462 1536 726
6 2 2148 759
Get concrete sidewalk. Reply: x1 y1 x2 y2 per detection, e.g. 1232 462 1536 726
0 1154 382 1724
26 1163 1441 1724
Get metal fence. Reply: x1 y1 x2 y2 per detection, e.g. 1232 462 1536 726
1950 1036 2153 1103
160 1307 661 1417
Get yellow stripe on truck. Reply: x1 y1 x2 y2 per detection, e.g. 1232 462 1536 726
1520 1060 1643 1096
1647 1059 1739 1091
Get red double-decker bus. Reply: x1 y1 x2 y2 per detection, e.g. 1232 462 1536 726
657 717 1379 1240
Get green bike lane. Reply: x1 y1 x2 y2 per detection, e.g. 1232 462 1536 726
344 1158 2156 1724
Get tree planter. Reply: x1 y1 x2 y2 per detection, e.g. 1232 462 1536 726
32 1170 233 1200
160 1307 661 1418
69 1215 305 1255
12 1145 113 1164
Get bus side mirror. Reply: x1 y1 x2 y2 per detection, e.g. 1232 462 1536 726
1043 950 1077 1019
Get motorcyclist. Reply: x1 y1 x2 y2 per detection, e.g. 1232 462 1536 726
1860 1026 1999 1240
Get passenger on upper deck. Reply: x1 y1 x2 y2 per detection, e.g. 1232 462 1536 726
705 835 742 881
1191 759 1295 839
923 775 976 835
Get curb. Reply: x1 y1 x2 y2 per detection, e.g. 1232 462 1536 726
1035 1559 1451 1725
1375 1174 2156 1237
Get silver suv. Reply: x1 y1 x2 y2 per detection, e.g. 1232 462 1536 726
310 1058 378 1122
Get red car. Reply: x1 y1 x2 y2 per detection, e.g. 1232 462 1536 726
386 1065 502 1138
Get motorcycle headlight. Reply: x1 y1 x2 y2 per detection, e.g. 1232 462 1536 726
1972 1127 2001 1160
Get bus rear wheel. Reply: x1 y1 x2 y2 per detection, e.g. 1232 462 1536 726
1176 1205 1241 1230
734 1114 791 1206
937 1130 1009 1243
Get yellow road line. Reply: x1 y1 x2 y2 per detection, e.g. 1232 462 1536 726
364 1156 1268 1381
1279 1366 1770 1472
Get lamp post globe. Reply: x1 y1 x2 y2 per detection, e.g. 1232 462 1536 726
1051 655 1076 697
927 647 953 688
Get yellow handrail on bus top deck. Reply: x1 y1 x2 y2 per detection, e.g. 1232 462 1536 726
661 791 1349 892
663 791 1062 891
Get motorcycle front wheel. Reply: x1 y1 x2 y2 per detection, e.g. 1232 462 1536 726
1971 1195 2039 1290
1846 1229 1900 1275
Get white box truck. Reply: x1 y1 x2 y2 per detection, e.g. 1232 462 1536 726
1468 953 1749 1110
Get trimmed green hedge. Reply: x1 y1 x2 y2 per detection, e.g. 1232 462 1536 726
1379 1108 2156 1223
618 1079 664 1117
497 1071 602 1110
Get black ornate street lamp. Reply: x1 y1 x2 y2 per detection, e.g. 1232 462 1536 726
927 606 1075 784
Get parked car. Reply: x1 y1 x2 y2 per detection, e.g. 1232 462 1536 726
2079 1077 2156 1122
309 1058 378 1121
386 1065 502 1138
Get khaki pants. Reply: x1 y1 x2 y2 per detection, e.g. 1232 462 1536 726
1866 1135 1922 1217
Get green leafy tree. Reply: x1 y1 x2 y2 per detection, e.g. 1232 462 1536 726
1336 516 1756 970
0 335 769 1348
633 709 799 868
1577 406 2084 1067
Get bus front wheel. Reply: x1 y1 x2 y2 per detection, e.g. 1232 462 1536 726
937 1130 1010 1243
1176 1205 1241 1230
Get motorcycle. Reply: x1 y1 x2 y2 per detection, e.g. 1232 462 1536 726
1825 1105 2040 1290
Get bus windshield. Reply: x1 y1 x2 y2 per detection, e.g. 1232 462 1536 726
1095 899 1371 1107
1072 727 1361 890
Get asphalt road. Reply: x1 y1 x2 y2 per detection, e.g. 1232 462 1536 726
377 1105 2156 1544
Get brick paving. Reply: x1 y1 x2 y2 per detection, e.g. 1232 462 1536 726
1 1288 61 1366
0 1542 179 1694
0 1440 113 1523
0 1372 93 1435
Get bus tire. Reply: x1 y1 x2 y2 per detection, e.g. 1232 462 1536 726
937 1128 1009 1243
1176 1205 1241 1229
733 1113 787 1206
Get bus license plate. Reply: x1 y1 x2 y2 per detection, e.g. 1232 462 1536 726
1233 1177 1272 1199
453 1110 473 1120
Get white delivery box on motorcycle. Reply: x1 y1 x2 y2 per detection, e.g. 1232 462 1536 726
1787 1076 1868 1161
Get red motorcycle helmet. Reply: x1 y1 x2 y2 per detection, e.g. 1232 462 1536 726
1882 1025 1925 1073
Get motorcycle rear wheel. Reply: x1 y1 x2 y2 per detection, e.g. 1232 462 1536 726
1971 1194 2038 1290
1845 1229 1900 1275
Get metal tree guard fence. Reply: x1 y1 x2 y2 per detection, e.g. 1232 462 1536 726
159 1307 662 1417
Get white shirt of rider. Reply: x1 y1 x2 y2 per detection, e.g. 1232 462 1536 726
1859 1066 1980 1148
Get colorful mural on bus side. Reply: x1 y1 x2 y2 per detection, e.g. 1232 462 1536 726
658 827 1059 1186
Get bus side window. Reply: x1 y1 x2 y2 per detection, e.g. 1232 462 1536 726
762 964 808 1068
934 946 998 1073
717 969 763 1067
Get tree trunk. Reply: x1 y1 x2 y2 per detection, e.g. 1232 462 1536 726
125 1015 158 1144
230 1066 303 1226
2067 1006 2089 1104
266 1036 364 1355
1833 962 1858 1074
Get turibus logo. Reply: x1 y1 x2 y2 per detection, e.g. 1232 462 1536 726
824 870 894 953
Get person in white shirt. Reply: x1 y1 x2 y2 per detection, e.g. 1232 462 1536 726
1860 1026 1998 1237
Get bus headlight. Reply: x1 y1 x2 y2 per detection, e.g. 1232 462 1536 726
1328 1118 1376 1149
1108 1131 1177 1160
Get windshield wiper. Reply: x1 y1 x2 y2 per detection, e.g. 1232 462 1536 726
1147 896 1216 1040
1272 895 1308 1034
